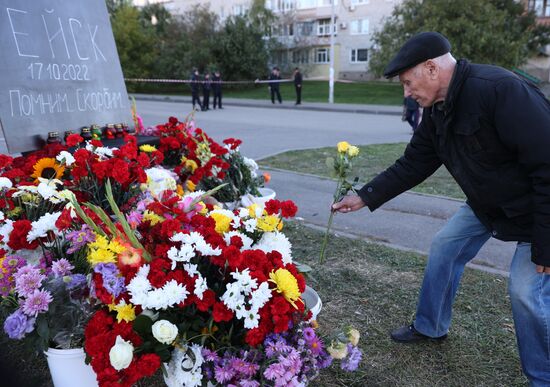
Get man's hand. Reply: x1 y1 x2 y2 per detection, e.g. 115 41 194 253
536 265 550 274
332 195 366 213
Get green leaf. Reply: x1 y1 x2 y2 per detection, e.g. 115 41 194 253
133 314 153 336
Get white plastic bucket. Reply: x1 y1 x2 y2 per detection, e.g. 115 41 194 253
302 286 322 321
44 347 98 387
240 187 276 207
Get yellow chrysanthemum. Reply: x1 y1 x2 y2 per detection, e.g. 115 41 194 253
257 215 281 232
210 212 232 234
89 234 110 251
143 210 164 226
114 302 136 323
347 145 360 157
337 141 350 153
247 203 262 218
31 158 65 182
186 180 196 192
184 159 198 173
88 248 116 266
108 239 127 255
176 184 185 196
269 268 303 309
198 202 208 215
139 144 157 153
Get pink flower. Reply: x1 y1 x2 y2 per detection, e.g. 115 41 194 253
21 289 52 316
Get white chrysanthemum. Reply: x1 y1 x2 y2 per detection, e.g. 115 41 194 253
86 143 116 159
230 269 257 293
37 182 58 200
243 157 259 177
250 282 272 310
243 309 261 329
144 167 177 196
223 231 253 251
56 151 75 166
237 208 249 219
145 288 166 309
167 244 195 270
27 212 62 242
193 237 221 256
193 275 208 299
0 211 4 222
12 185 38 197
183 263 198 276
254 231 293 265
0 219 14 248
127 276 152 298
0 177 13 190
243 219 257 233
162 280 189 306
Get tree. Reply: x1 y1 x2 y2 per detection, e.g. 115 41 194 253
369 0 550 77
110 5 157 78
213 15 271 81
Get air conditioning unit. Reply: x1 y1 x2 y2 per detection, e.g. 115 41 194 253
340 22 347 29
349 4 355 12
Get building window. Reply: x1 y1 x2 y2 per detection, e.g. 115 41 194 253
315 48 330 63
351 0 368 3
317 19 337 36
298 0 338 8
292 49 310 63
529 0 550 17
297 22 314 36
267 0 296 11
350 48 368 63
350 19 369 35
233 4 248 16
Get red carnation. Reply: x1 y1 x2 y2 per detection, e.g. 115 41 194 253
281 200 298 218
212 302 234 322
66 133 84 147
7 220 39 250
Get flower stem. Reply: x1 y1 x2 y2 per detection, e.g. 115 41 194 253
319 209 335 264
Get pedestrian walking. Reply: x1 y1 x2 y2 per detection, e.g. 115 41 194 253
202 73 211 111
212 70 223 109
403 95 420 131
333 31 550 386
294 67 303 105
269 67 282 104
190 69 203 111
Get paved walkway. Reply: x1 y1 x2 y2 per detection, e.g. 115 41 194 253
132 93 517 276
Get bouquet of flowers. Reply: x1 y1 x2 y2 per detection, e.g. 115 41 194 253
198 137 269 205
319 141 360 263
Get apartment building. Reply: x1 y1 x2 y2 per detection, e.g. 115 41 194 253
523 0 550 81
146 0 401 80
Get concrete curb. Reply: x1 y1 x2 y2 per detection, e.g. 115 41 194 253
130 93 403 117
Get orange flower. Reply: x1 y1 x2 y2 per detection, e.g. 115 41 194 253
263 172 271 183
117 240 143 268
31 158 65 182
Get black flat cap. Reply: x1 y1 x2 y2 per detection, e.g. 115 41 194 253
383 32 451 78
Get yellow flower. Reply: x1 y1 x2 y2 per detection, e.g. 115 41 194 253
186 180 196 192
108 239 127 255
269 268 303 309
210 212 232 234
90 234 110 251
248 204 262 218
88 248 116 266
257 215 281 232
143 210 164 226
347 145 359 157
114 302 136 323
31 158 65 182
139 144 157 153
337 141 350 153
182 158 198 172
327 341 348 359
347 328 360 346
176 184 185 196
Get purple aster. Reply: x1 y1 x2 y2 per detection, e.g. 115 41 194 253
341 344 362 372
66 225 95 254
263 362 286 380
214 365 234 384
65 274 87 290
239 380 260 387
202 348 221 363
3 309 36 339
51 258 74 277
21 288 53 316
302 327 316 342
4 255 25 270
308 335 324 356
14 266 45 297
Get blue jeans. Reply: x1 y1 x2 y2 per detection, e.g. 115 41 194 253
413 204 550 386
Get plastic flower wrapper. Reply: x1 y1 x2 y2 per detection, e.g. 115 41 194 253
319 141 360 263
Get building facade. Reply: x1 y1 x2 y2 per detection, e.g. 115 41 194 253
146 0 401 80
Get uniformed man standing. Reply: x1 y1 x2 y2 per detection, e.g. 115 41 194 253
212 70 223 109
269 67 282 104
294 67 303 105
190 69 203 111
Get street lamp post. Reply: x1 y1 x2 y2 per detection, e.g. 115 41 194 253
329 0 335 104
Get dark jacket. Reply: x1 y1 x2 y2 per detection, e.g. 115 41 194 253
202 77 211 93
404 96 419 111
212 74 222 93
269 72 280 90
294 72 303 87
358 60 550 266
191 73 201 93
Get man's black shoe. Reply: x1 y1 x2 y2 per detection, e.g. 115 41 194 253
391 324 447 343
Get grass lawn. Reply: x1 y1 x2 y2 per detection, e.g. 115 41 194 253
2 223 524 386
127 81 404 106
259 143 466 200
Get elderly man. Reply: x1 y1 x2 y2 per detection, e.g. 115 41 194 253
333 32 550 385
